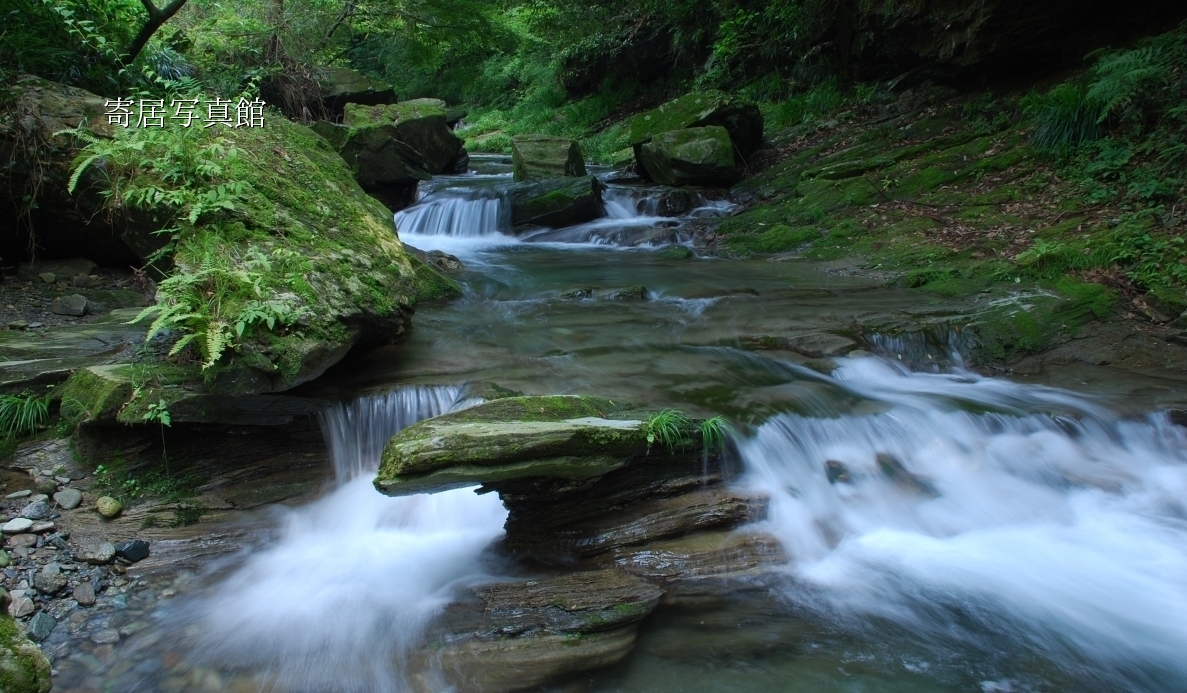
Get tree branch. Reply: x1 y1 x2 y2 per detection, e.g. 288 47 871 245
122 0 189 66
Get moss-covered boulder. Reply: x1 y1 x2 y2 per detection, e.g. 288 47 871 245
637 126 738 187
511 135 588 181
0 611 52 693
316 66 396 119
375 395 648 495
629 90 763 159
344 100 464 174
508 175 605 228
312 121 430 211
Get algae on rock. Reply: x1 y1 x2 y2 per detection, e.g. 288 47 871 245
0 611 52 693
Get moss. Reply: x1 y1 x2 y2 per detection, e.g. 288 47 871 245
57 365 136 426
409 254 464 302
0 616 52 693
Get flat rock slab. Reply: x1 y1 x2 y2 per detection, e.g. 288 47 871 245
53 488 83 509
1 518 33 534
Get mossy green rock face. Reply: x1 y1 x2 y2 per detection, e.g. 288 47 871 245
511 135 588 181
508 176 605 228
638 126 738 187
629 90 763 155
344 101 464 174
375 396 648 496
312 121 431 211
0 616 51 693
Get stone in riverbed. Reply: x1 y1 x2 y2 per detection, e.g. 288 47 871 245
18 502 51 521
376 396 647 496
114 539 150 563
25 612 55 642
8 596 34 618
4 491 30 500
343 101 464 174
91 628 120 644
51 294 88 316
53 488 82 510
508 175 605 228
72 582 95 606
1 519 33 535
637 126 738 187
511 135 587 181
32 569 66 595
33 479 57 495
95 496 123 518
80 542 116 565
629 90 763 157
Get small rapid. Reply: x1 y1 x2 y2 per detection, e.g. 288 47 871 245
736 357 1187 692
188 386 507 692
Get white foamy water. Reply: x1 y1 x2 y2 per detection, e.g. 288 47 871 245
737 357 1187 691
194 386 507 692
395 187 510 237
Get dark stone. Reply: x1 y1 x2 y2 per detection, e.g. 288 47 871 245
114 539 150 563
876 453 938 496
825 460 851 484
26 611 55 641
441 148 470 175
51 294 88 317
508 175 605 228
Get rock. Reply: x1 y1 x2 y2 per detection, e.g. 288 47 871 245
508 175 605 228
1 519 33 535
825 460 852 484
53 488 83 510
17 258 98 283
72 273 100 288
7 597 34 618
29 522 53 534
630 90 763 158
785 333 860 358
7 535 36 549
559 286 648 301
511 135 588 181
26 495 47 504
376 396 647 496
0 613 53 692
317 66 396 118
612 530 788 597
426 250 464 272
344 101 464 174
32 570 66 595
95 496 123 519
876 453 939 496
0 552 8 568
114 539 150 563
441 147 469 174
51 294 88 316
25 612 54 642
637 126 738 187
7 320 29 330
18 502 51 521
4 491 31 500
37 273 55 284
313 121 430 212
81 542 116 565
33 479 57 495
91 628 120 644
72 582 96 606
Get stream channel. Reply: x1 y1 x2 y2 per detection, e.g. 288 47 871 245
50 155 1187 693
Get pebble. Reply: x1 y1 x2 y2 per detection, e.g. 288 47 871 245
73 582 96 606
7 320 28 330
115 539 150 563
2 518 34 534
51 294 88 316
28 494 48 503
38 272 55 284
35 479 58 495
4 490 31 500
20 501 52 521
54 476 71 485
27 611 56 641
95 496 123 519
8 596 34 618
33 570 67 595
27 322 43 329
82 542 116 565
7 533 37 548
91 628 120 644
53 488 83 510
30 521 55 534
0 550 8 568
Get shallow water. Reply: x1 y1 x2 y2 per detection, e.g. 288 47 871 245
54 156 1187 693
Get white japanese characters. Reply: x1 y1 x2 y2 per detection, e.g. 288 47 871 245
104 97 266 127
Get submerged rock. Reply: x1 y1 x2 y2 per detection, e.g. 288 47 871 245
511 135 588 181
638 125 738 187
508 175 605 228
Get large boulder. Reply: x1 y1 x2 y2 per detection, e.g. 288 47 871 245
317 66 396 118
629 90 763 160
312 121 430 211
637 126 739 187
344 101 464 174
0 75 137 266
508 176 605 228
62 106 458 395
510 135 587 181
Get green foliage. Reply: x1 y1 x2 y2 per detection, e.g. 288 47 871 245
132 242 314 369
645 409 693 454
699 415 731 451
0 391 49 438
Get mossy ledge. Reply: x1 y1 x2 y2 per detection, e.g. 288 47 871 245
375 395 689 496
0 614 52 693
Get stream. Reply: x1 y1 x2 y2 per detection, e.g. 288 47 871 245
51 156 1187 693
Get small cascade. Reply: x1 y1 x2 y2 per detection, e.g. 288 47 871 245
190 386 507 692
319 385 466 482
737 358 1187 691
864 326 977 370
395 187 510 237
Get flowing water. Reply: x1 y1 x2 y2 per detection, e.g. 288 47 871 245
55 155 1187 692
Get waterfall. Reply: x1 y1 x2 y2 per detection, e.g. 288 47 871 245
736 356 1187 692
192 386 507 693
394 187 510 237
